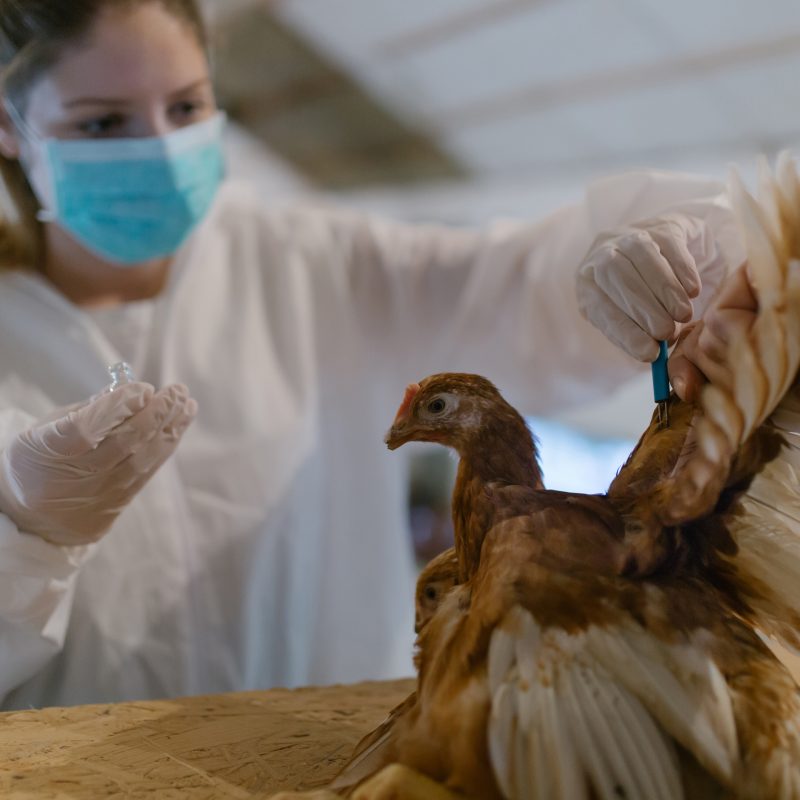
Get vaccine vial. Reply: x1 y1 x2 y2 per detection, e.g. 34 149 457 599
107 362 135 391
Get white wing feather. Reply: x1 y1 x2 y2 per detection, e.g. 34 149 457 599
484 607 729 800
662 158 800 525
725 385 800 651
683 155 800 654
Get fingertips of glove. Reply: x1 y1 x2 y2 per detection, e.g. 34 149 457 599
616 321 662 362
151 386 197 443
583 287 662 362
79 384 187 471
618 235 694 324
145 388 191 445
591 247 677 340
162 396 198 442
649 224 703 300
41 382 156 457
118 396 196 488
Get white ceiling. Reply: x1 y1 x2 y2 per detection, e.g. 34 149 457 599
202 1 800 436
266 0 800 179
201 0 800 222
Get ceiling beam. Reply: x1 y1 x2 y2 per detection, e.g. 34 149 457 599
213 6 466 188
425 131 799 183
373 0 548 60
431 31 800 128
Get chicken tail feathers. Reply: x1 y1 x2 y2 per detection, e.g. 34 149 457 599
659 156 800 525
726 386 800 651
328 692 417 794
676 155 800 652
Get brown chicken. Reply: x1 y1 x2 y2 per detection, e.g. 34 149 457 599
317 554 461 799
415 547 459 634
274 159 800 800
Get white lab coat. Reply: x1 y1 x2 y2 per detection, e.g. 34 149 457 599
0 173 742 709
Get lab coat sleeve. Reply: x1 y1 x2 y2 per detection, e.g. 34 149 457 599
0 408 91 702
306 169 744 415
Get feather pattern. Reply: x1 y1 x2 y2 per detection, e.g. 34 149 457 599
626 160 800 527
487 610 682 800
679 157 800 656
584 624 738 783
341 154 800 800
723 385 800 651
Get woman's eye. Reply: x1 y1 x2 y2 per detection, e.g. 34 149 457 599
77 114 126 137
427 398 446 414
170 99 207 123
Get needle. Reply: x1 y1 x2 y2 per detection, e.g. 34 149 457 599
652 340 670 429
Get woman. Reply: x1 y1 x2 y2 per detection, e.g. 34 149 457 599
0 0 744 709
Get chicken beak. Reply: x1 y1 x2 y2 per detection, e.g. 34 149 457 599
384 423 414 450
385 382 421 450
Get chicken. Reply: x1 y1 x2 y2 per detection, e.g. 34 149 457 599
415 547 458 634
313 549 461 800
271 157 800 800
316 158 800 800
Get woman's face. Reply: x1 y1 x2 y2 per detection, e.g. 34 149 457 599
1 2 215 153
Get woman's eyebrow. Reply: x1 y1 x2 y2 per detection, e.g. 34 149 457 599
167 77 213 98
62 78 213 109
62 96 128 109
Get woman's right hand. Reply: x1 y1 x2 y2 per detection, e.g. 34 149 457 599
576 213 717 362
0 382 197 546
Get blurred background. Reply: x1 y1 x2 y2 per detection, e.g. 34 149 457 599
199 0 800 560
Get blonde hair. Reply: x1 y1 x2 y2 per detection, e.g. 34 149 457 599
0 0 208 270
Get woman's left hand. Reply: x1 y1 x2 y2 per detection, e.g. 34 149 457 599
668 263 758 402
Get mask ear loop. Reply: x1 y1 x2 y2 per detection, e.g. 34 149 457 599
3 97 38 142
2 99 55 222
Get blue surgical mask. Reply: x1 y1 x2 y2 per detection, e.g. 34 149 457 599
8 107 226 266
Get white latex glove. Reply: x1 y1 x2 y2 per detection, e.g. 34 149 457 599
0 382 197 546
576 213 719 362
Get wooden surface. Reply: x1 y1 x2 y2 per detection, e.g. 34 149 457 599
0 678 415 799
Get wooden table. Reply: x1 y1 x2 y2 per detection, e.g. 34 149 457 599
0 679 415 799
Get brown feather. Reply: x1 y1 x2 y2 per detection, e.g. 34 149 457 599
341 159 800 799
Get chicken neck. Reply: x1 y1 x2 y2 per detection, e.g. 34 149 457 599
452 412 542 581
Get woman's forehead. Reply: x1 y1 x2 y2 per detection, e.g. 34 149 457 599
28 4 208 108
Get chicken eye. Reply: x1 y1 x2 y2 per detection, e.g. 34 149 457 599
424 585 438 601
427 398 446 415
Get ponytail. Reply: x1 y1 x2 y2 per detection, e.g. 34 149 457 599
0 153 41 269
